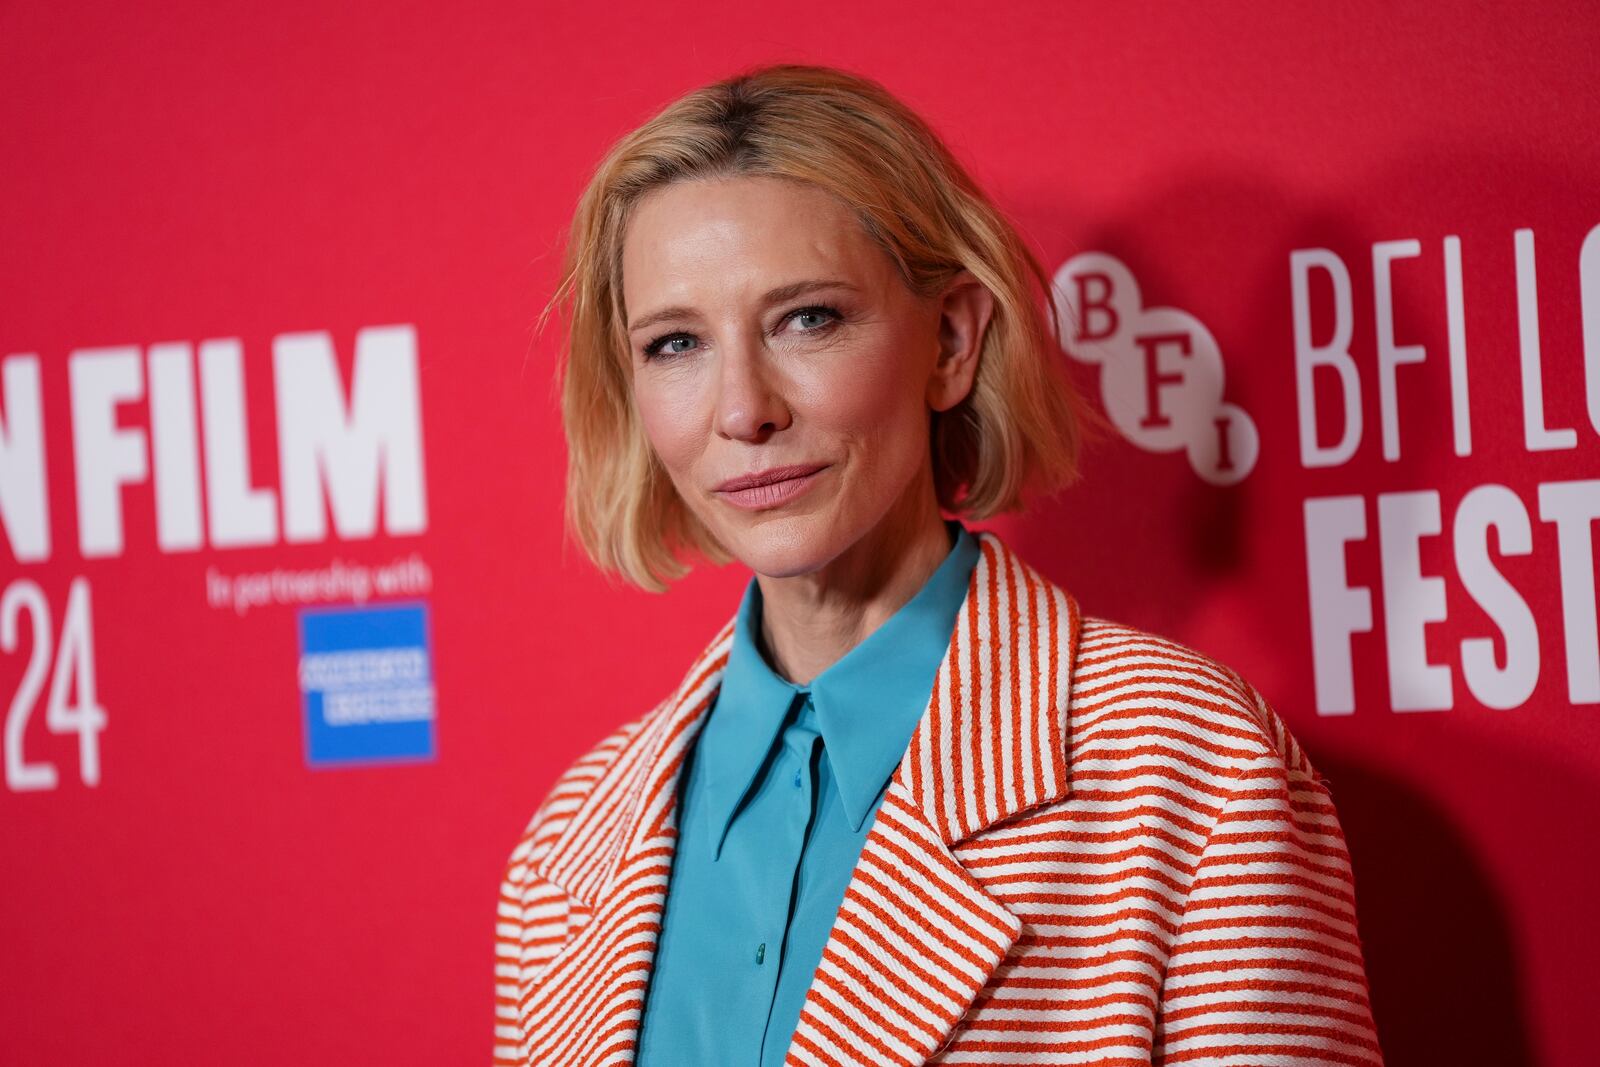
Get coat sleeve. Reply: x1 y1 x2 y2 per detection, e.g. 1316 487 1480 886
1153 686 1384 1066
491 714 646 1066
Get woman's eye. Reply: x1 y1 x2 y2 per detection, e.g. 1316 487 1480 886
642 333 696 360
786 305 841 332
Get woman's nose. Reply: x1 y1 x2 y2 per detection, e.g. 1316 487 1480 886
713 336 791 441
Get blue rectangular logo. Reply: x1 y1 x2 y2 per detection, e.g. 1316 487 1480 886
297 600 437 768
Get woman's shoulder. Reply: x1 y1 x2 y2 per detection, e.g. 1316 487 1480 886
1068 610 1325 790
989 535 1321 793
527 707 653 822
510 611 738 850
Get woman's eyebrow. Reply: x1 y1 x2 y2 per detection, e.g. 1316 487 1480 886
626 279 860 335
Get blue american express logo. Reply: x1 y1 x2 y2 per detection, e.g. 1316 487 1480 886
297 600 436 767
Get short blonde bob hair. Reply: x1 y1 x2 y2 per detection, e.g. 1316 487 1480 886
539 62 1099 592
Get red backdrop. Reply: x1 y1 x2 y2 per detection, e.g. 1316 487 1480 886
3 3 1596 1064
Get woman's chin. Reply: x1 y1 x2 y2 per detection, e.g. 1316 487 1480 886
719 519 843 578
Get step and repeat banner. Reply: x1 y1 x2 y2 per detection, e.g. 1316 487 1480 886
2 3 1595 1064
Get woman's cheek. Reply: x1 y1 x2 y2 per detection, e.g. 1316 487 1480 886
859 344 933 444
634 386 699 473
810 345 903 426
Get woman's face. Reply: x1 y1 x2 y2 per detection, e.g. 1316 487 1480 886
619 174 986 579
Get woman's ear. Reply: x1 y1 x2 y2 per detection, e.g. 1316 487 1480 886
927 268 994 413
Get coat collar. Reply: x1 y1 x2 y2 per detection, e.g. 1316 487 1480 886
524 529 1082 1065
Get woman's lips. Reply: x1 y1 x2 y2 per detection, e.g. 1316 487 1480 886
714 466 828 510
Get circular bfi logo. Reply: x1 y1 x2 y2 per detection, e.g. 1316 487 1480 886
1052 252 1259 486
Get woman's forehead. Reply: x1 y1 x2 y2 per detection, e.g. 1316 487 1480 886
619 176 887 314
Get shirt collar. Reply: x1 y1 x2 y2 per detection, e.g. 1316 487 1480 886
696 519 980 857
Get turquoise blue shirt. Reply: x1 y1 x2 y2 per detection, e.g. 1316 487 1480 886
635 519 979 1066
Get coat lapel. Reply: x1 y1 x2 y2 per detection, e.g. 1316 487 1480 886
521 531 1081 1066
783 533 1080 1065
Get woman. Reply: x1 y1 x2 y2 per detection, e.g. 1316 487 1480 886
495 64 1382 1067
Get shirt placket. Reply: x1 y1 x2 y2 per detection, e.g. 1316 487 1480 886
757 692 823 1065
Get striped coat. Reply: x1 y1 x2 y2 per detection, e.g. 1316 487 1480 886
494 530 1383 1066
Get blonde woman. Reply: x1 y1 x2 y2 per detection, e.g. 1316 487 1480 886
494 63 1382 1067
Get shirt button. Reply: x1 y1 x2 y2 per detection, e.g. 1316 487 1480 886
793 768 802 788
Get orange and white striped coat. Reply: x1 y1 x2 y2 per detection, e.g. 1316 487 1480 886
494 530 1383 1066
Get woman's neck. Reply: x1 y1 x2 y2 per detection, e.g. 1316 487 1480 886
754 488 953 687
